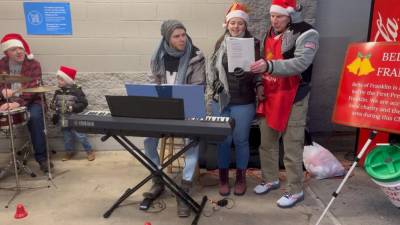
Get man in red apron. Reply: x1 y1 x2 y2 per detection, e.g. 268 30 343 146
250 0 319 208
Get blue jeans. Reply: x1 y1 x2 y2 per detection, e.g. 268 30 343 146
212 102 255 169
27 103 47 163
144 137 199 182
62 127 92 152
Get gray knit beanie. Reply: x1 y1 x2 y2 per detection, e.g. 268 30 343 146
160 20 186 42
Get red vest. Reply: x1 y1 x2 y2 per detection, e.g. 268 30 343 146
256 33 300 132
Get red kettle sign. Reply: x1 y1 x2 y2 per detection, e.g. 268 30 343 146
332 42 400 134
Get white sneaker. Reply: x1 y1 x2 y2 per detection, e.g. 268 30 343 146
276 191 304 208
253 180 280 195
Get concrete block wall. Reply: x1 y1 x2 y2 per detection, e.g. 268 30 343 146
0 0 319 151
0 0 235 73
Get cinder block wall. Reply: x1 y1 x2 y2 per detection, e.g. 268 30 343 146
0 0 317 151
1 0 235 73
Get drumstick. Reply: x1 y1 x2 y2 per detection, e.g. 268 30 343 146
12 88 24 95
5 87 29 96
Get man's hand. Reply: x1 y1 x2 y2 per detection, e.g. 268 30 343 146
1 89 14 98
250 59 268 74
256 85 265 101
0 102 21 111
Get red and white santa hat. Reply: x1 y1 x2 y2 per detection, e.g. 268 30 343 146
57 66 77 84
1 33 34 60
224 2 249 27
270 0 297 16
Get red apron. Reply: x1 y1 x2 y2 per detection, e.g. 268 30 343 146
256 33 300 132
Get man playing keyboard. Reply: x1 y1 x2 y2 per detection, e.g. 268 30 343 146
143 20 206 217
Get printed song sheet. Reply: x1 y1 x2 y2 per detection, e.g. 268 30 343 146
227 37 255 72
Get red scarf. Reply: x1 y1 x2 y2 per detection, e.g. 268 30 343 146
256 33 300 132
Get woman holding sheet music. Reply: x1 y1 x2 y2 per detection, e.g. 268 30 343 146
207 2 263 196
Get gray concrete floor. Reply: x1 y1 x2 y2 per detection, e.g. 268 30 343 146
0 136 399 225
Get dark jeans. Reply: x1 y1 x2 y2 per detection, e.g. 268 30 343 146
27 103 47 163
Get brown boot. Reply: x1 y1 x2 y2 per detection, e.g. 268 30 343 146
176 180 192 217
87 151 96 161
219 168 230 196
234 169 247 196
62 152 76 161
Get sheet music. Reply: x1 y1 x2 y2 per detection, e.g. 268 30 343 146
227 37 255 72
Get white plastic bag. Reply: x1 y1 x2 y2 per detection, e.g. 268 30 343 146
303 142 345 179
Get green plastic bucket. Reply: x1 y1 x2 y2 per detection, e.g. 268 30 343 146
364 144 400 207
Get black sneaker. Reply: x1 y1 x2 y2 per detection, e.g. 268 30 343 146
39 160 54 173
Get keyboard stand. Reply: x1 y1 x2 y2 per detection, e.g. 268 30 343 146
102 135 207 225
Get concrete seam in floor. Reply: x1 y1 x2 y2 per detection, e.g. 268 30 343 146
306 186 343 225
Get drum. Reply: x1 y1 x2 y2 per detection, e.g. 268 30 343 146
0 107 29 130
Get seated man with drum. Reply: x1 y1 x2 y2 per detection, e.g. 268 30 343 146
0 33 53 173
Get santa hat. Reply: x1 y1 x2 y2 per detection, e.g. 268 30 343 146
57 66 77 84
270 0 297 16
1 33 34 60
224 2 249 27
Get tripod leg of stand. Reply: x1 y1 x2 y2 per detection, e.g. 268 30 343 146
191 196 208 225
16 160 36 178
8 112 20 189
5 106 21 208
103 174 153 218
40 93 54 182
5 189 21 208
314 130 377 225
4 100 22 208
16 137 37 177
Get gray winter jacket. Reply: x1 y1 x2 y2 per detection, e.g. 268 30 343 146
262 11 319 102
263 12 319 77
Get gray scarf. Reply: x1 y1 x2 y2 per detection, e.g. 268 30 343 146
150 36 193 84
208 34 231 112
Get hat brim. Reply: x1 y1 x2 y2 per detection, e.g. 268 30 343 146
1 39 24 52
57 70 75 84
270 5 295 16
226 10 249 24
